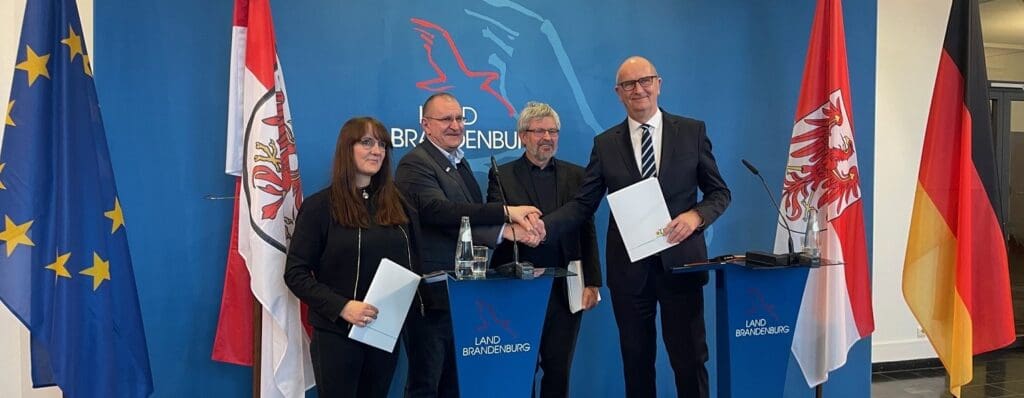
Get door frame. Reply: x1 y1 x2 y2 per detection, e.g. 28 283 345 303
989 81 1024 243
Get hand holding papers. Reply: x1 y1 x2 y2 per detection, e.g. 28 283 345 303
606 178 679 262
348 258 420 352
567 260 601 313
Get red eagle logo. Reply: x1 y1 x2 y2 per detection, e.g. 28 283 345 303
781 93 860 223
410 18 516 117
251 89 303 221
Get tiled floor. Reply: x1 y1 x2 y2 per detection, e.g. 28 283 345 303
870 239 1024 397
1011 239 1024 334
871 238 1024 397
872 345 1024 397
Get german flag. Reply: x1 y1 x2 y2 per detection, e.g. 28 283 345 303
903 0 1014 396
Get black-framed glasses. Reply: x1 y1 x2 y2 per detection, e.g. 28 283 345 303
357 137 387 150
424 115 467 126
523 128 559 137
617 75 659 91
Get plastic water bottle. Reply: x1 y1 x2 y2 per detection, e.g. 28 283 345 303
455 216 474 279
802 208 821 266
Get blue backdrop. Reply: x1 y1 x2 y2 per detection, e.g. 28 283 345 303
94 0 876 396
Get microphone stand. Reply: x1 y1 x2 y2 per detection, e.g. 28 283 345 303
491 156 534 278
741 159 801 266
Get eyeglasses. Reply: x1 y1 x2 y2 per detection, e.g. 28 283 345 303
523 128 560 137
357 137 388 150
617 75 659 91
424 115 466 126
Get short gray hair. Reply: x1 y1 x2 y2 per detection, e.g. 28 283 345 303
516 101 560 133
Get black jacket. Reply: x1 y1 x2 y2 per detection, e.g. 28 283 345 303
283 187 424 333
486 156 602 287
395 142 509 309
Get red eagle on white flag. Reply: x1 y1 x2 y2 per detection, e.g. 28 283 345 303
775 0 874 388
216 0 314 396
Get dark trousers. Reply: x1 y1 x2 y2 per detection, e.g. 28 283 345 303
310 328 398 398
404 308 459 398
609 260 709 398
535 279 583 398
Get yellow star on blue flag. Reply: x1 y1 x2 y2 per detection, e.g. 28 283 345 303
5 101 13 126
14 45 50 86
79 252 111 290
0 215 34 256
60 25 83 63
45 252 71 278
0 0 153 396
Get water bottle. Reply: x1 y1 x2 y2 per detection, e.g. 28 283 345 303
802 207 821 266
455 216 474 279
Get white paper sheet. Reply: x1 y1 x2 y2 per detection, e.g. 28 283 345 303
348 258 420 352
567 260 601 314
606 178 678 262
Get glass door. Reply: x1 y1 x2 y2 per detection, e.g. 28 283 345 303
990 82 1024 335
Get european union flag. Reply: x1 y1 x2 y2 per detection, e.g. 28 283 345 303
0 0 154 396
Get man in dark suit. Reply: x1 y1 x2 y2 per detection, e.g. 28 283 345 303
542 57 731 398
395 92 543 398
486 101 601 398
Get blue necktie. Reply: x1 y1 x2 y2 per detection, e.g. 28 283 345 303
640 123 656 178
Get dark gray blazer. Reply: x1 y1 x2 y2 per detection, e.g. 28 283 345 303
395 142 506 274
486 156 602 288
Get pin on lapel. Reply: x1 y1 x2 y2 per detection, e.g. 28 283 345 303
445 166 452 173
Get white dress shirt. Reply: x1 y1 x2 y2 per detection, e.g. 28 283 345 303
627 109 663 176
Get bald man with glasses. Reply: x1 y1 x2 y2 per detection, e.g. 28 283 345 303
541 56 731 398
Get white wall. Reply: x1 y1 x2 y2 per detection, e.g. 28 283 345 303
872 0 952 363
0 0 91 396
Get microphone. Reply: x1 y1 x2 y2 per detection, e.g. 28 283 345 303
740 158 759 175
490 156 534 278
741 159 800 266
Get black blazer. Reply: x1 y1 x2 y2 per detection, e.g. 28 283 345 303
395 142 509 309
543 111 731 294
486 156 602 287
395 142 507 273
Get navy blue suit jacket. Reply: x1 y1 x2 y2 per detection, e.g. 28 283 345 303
542 111 731 294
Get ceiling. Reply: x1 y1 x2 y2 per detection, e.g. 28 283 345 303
981 0 1024 49
980 0 1024 81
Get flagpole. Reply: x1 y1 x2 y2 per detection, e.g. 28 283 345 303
816 384 823 398
252 296 262 398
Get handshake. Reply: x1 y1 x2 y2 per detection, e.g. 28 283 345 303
501 206 546 247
